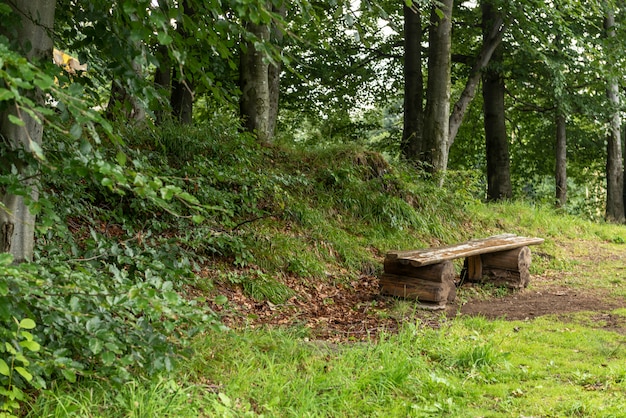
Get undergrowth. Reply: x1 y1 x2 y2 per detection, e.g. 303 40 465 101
7 116 626 416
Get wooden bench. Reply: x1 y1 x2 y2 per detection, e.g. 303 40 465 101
380 234 544 308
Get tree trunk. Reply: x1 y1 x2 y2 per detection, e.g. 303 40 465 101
422 0 453 176
154 44 172 125
170 0 194 125
0 0 56 262
448 12 506 147
171 69 193 125
603 7 625 223
482 1 512 201
267 2 286 139
240 20 271 143
401 4 424 161
555 112 567 208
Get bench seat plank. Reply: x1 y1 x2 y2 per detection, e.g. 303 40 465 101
385 234 544 267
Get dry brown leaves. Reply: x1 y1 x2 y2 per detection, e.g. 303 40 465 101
200 270 401 342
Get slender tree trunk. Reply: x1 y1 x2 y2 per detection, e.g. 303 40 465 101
171 68 193 125
267 2 286 139
240 20 271 143
0 0 56 262
401 4 424 161
553 27 567 209
170 0 194 125
482 1 511 201
622 153 626 218
555 112 567 207
603 7 624 222
422 0 453 176
154 44 172 125
448 12 506 147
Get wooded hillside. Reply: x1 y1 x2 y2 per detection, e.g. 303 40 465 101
2 1 626 415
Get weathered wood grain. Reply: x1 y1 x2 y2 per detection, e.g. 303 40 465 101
385 234 544 267
463 246 532 289
383 259 455 282
379 273 456 302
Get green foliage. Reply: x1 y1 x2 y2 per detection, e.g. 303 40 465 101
0 316 40 418
1 241 218 385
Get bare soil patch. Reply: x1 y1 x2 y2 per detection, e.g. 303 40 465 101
454 285 625 321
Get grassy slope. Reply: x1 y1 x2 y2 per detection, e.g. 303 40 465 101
27 125 626 417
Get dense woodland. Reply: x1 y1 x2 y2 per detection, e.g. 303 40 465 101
1 0 626 414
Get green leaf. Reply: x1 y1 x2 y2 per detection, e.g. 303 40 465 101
163 291 179 303
0 359 10 376
7 114 25 127
19 340 40 353
88 338 103 355
157 32 173 45
14 366 32 382
29 139 46 161
79 138 92 154
214 295 228 306
85 316 102 333
104 342 121 353
69 296 80 312
101 351 116 365
61 368 77 383
19 318 36 330
218 392 232 407
33 74 55 90
69 123 83 140
18 330 33 341
101 177 114 188
177 191 199 205
0 88 14 101
160 185 180 201
192 214 205 224
14 354 29 366
116 151 127 167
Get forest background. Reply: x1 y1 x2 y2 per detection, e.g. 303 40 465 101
1 0 626 415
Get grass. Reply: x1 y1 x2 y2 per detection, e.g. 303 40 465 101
27 377 201 417
28 312 626 417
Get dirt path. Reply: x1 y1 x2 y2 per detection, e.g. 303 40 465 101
455 285 625 320
210 239 626 341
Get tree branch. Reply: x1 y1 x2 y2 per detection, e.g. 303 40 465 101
448 15 507 148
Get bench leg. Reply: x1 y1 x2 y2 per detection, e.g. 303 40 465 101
466 255 483 280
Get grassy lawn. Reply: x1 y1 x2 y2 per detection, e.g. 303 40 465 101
29 311 626 417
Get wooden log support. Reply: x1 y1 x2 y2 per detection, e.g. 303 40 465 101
463 246 532 289
466 255 482 280
383 259 455 282
380 260 456 303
